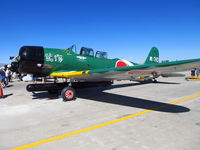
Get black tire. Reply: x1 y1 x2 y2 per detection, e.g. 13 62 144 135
61 87 76 101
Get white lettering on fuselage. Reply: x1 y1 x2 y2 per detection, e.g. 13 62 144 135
149 56 159 62
76 56 87 60
45 53 63 63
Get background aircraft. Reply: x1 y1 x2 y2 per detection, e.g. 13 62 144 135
11 45 200 101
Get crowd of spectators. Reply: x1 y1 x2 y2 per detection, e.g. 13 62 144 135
0 65 30 88
0 65 58 88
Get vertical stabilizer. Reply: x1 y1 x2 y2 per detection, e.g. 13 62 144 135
145 47 159 64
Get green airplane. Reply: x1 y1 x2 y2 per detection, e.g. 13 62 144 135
11 45 200 101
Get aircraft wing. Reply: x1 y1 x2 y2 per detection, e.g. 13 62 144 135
50 58 200 81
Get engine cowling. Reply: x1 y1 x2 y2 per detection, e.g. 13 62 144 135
18 46 44 76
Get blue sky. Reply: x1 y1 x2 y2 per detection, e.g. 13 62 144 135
0 0 200 63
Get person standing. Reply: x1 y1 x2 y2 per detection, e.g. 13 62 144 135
8 70 12 82
5 68 10 86
191 69 196 77
196 69 200 77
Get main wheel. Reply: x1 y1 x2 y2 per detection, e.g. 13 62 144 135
61 87 76 101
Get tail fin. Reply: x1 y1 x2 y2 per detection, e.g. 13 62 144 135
144 47 159 64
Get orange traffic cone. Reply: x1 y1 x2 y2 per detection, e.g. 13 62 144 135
0 83 3 98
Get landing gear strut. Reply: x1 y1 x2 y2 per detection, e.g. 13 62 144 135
151 72 159 83
152 78 158 83
61 87 76 101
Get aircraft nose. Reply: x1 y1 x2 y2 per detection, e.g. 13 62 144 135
18 46 44 76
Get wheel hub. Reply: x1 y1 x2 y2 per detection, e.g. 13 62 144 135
65 90 73 99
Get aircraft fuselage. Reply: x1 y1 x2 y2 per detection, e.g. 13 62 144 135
16 46 134 77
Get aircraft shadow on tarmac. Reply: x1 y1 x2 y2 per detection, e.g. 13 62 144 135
78 81 187 113
77 91 189 113
32 92 58 100
32 81 188 113
103 80 180 90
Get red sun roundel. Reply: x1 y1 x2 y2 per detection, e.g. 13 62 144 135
116 60 128 67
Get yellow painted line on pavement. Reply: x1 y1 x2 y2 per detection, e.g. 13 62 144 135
10 94 200 150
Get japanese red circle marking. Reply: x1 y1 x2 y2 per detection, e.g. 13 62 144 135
116 60 128 67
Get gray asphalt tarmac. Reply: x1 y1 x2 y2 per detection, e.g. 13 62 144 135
0 73 200 150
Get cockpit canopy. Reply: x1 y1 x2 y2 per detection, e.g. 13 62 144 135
67 44 77 53
95 51 108 58
80 47 108 58
67 45 108 58
80 47 94 56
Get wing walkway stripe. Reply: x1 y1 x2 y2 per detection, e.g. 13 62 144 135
10 94 200 150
